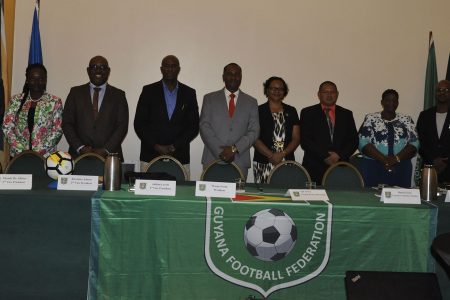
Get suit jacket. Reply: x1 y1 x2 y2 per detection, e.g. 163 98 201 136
253 101 300 163
417 107 450 182
200 89 259 173
133 80 199 164
300 103 358 183
62 83 129 160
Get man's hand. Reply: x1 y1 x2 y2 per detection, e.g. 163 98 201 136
92 148 108 158
80 145 93 155
219 146 235 163
324 151 340 165
155 144 176 155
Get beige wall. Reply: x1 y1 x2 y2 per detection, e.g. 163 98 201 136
11 0 450 180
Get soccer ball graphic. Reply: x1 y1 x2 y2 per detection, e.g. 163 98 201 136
45 151 74 180
244 208 297 262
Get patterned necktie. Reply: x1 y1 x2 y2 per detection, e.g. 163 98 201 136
92 87 101 119
325 108 334 141
229 93 235 118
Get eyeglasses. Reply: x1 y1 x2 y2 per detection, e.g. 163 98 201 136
268 87 285 92
436 88 450 93
88 65 109 72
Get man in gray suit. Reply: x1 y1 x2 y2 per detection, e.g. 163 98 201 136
62 55 129 160
200 63 259 179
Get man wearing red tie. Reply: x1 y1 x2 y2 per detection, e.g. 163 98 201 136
200 63 259 179
300 81 358 183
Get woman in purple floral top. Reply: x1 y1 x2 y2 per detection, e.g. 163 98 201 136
2 64 62 158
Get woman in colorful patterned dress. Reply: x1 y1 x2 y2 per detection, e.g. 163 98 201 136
358 89 419 187
2 64 63 158
253 76 300 183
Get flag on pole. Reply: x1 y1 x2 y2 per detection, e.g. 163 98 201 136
423 31 438 110
0 0 7 150
415 32 439 186
446 52 450 81
28 0 42 65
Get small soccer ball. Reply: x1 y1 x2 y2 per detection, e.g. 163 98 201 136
45 151 74 180
244 208 297 262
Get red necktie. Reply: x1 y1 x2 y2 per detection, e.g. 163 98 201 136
229 93 235 118
93 87 101 119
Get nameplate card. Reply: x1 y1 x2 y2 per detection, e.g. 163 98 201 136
134 180 176 196
380 188 421 204
445 191 450 203
0 174 32 190
288 189 329 201
195 181 236 198
57 175 99 191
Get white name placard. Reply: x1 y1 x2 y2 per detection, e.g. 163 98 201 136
57 175 99 191
445 191 450 203
380 188 421 204
195 181 236 198
134 180 176 196
288 189 329 201
0 174 32 190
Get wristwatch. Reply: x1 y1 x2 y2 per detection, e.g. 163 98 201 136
231 145 238 154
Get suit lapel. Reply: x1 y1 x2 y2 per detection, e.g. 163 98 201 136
83 84 96 123
439 108 450 141
170 84 184 122
159 81 171 122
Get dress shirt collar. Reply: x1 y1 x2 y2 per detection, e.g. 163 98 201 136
162 81 179 95
321 103 336 124
89 82 107 92
224 88 240 103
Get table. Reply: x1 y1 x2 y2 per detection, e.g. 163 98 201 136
88 187 438 300
0 188 94 299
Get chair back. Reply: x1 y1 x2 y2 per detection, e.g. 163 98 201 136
73 153 105 176
201 159 244 182
144 155 188 182
5 150 46 175
267 160 311 188
322 161 365 189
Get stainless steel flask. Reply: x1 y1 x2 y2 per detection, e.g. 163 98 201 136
103 153 121 191
420 164 437 201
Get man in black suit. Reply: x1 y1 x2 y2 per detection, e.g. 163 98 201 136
417 80 450 183
300 81 358 183
62 55 129 160
134 55 199 175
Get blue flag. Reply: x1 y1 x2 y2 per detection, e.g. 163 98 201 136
28 2 42 65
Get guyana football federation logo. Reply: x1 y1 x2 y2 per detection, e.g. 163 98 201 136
244 209 297 262
205 196 332 298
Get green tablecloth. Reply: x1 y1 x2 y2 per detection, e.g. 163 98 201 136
88 186 437 300
0 188 94 299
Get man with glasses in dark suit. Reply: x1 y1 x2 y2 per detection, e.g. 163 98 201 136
417 80 450 183
62 55 129 160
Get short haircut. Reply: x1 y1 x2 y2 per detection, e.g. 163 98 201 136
319 81 337 91
223 62 241 74
263 76 289 97
382 89 399 99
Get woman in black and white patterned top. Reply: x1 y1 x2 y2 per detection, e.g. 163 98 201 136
253 77 300 183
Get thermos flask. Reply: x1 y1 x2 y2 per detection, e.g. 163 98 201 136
420 164 437 201
103 153 121 191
